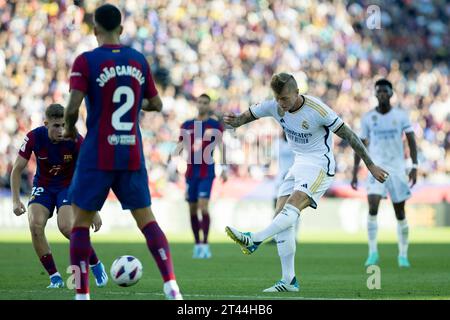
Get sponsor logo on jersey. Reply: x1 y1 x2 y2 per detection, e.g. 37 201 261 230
108 134 136 146
284 127 312 144
49 165 62 176
301 120 309 130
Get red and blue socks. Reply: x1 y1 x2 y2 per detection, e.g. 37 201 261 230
141 221 176 282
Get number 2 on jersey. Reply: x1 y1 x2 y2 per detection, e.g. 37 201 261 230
112 86 135 131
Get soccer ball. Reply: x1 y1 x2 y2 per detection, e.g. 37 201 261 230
110 255 143 287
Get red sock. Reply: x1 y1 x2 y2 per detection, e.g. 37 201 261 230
89 247 99 266
201 211 210 244
40 253 58 276
141 221 176 282
190 214 201 244
70 227 91 294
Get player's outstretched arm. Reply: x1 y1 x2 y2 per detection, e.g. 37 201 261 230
64 89 84 139
335 124 389 184
351 138 368 190
142 96 163 112
223 110 256 128
10 156 28 216
406 132 418 187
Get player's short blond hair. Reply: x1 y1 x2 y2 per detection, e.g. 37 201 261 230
270 73 298 95
45 104 64 120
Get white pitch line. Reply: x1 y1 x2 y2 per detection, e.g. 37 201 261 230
0 289 362 300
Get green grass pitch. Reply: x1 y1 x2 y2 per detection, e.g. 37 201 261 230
0 229 449 300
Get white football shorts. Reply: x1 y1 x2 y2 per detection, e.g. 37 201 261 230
366 170 411 203
277 162 334 209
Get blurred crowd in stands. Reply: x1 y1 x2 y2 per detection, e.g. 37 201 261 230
0 0 449 196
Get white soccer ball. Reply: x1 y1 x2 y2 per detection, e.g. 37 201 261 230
110 255 143 287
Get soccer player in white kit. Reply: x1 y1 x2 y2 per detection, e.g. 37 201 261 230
351 79 418 268
223 73 389 292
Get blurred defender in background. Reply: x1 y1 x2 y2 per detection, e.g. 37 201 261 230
10 104 107 289
352 79 418 268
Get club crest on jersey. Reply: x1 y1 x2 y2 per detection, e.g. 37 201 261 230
277 107 285 117
392 120 397 126
301 120 309 130
64 154 73 162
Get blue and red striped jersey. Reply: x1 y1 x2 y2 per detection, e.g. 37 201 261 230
179 118 224 179
18 126 83 189
69 44 158 171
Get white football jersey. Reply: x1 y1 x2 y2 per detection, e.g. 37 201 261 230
360 107 413 172
250 95 344 176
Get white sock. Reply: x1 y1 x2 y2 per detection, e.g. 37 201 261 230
275 224 297 284
75 293 90 300
164 280 181 294
294 217 301 242
253 204 300 243
367 215 378 254
397 219 409 258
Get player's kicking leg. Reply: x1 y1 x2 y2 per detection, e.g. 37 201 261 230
262 192 308 292
131 207 183 300
226 192 306 289
365 195 382 267
226 191 308 291
28 203 64 289
57 204 108 287
225 192 305 254
227 164 333 293
393 201 410 267
263 195 299 292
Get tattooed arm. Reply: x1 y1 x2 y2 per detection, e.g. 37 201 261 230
223 110 257 128
334 123 389 183
351 138 369 190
